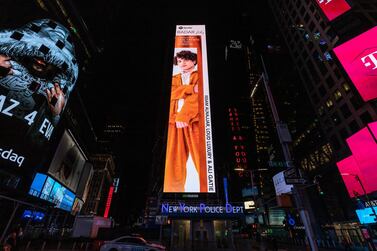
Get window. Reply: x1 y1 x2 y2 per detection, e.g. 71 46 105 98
326 77 335 88
319 85 327 96
350 95 364 111
331 135 341 150
339 127 349 139
342 83 351 93
326 98 333 108
318 106 325 116
334 90 342 101
360 111 373 124
349 120 360 134
340 104 351 118
331 112 341 125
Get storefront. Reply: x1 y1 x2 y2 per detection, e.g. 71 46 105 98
161 202 244 251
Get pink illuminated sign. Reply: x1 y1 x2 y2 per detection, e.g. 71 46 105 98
346 126 377 194
336 156 365 198
316 0 351 21
338 122 377 198
333 26 377 101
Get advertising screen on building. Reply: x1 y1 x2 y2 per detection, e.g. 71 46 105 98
0 19 79 172
163 25 215 193
48 130 87 193
337 122 377 197
346 125 377 194
333 26 377 101
356 207 377 224
336 156 365 198
315 0 351 21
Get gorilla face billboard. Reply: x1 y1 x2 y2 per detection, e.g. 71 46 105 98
0 19 78 171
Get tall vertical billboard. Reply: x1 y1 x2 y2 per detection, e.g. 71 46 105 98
164 25 215 193
333 26 377 101
315 0 351 21
0 19 78 172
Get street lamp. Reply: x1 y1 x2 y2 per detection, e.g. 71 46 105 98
340 173 377 220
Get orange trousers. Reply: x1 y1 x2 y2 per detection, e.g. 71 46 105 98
164 122 200 192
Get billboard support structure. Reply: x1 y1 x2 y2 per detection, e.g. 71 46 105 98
260 55 319 251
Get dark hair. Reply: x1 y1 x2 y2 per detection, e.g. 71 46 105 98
174 50 197 65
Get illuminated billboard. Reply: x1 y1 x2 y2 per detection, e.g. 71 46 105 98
315 0 351 21
336 156 366 198
356 207 377 224
29 173 76 212
0 19 78 172
333 26 377 101
337 122 377 197
48 130 87 193
163 25 215 193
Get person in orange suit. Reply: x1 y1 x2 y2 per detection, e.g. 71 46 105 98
164 50 200 192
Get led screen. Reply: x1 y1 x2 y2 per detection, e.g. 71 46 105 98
333 26 377 101
22 210 45 222
268 209 285 226
29 173 47 197
356 207 377 224
163 25 215 193
40 176 54 201
48 130 87 193
346 126 377 194
315 0 351 21
0 19 79 172
35 175 75 212
336 156 366 198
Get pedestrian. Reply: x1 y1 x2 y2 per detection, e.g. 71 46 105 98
272 237 278 251
342 238 352 251
4 230 17 251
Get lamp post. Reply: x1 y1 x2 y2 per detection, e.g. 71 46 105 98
341 173 377 251
341 173 377 220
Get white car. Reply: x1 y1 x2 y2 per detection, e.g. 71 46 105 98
100 236 166 251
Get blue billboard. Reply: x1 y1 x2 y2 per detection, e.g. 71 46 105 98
356 207 377 224
29 173 75 212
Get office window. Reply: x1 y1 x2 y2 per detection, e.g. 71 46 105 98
350 95 364 111
342 83 351 93
340 104 351 119
360 111 373 124
331 112 341 125
349 120 360 134
334 90 342 101
326 99 334 108
339 127 349 139
319 85 327 96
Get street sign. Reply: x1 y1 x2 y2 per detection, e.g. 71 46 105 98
284 167 297 178
285 178 307 184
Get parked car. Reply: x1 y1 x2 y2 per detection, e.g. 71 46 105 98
100 236 166 251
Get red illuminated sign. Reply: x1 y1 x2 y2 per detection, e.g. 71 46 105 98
333 26 377 101
103 186 114 218
228 107 248 169
315 0 351 21
337 122 377 197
